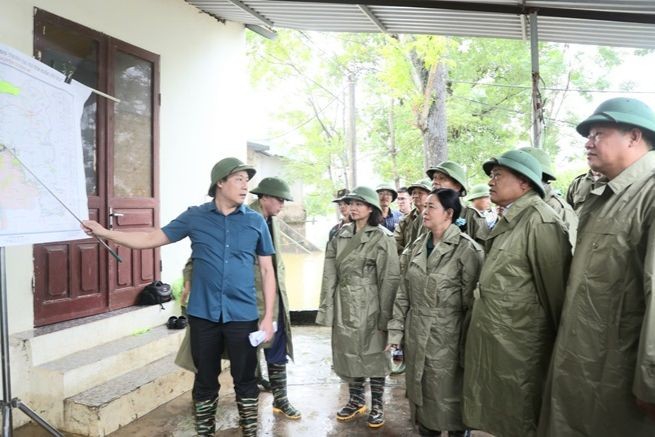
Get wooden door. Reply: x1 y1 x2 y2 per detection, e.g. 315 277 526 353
32 10 160 326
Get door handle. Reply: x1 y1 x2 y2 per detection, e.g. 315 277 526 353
109 208 125 229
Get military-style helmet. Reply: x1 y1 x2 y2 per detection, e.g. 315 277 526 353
407 179 432 195
483 149 545 198
332 188 350 203
426 161 468 196
250 177 293 201
519 147 556 182
343 186 382 213
375 183 398 202
466 183 491 201
208 157 256 197
576 97 655 137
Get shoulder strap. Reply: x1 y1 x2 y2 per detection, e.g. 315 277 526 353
335 227 366 266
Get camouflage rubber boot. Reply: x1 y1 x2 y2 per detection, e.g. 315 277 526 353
268 363 301 419
368 377 385 428
336 378 366 421
236 396 258 437
193 397 217 436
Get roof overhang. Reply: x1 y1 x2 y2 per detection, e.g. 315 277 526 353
187 0 655 49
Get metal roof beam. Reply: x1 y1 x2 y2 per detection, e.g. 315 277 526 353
358 4 388 33
227 0 275 27
287 1 655 25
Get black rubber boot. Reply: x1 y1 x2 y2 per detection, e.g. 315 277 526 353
236 396 258 437
268 363 301 419
336 378 366 421
193 397 217 436
368 377 385 428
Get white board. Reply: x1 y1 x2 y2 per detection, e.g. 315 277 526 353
0 43 91 247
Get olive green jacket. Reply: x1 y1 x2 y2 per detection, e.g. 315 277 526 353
250 200 294 360
388 225 483 431
565 170 598 213
539 152 655 437
462 190 571 437
316 223 400 378
461 205 489 245
394 208 420 255
544 184 578 252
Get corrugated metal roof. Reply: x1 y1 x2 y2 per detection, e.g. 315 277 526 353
186 0 655 48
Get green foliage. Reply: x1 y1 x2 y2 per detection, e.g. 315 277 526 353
247 30 626 215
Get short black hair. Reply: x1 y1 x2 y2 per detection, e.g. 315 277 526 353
430 188 462 224
368 208 384 226
397 187 409 194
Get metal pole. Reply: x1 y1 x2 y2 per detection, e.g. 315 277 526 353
1 247 13 436
530 11 543 148
0 247 63 437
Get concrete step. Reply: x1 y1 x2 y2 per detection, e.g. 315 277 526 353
63 353 193 436
29 324 186 428
15 302 178 367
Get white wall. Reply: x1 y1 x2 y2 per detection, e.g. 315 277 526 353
0 0 248 334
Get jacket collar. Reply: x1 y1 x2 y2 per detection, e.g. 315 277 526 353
487 190 541 239
412 224 460 271
592 151 655 196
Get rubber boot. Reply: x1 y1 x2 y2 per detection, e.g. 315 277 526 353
268 363 301 419
336 377 366 421
236 396 258 437
193 397 217 436
368 377 385 428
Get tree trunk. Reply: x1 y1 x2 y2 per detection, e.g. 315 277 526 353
346 73 357 187
423 60 448 169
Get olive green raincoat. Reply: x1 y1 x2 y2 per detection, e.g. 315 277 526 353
463 191 571 437
250 200 294 360
565 170 598 214
461 205 489 245
394 208 421 255
538 152 655 437
388 225 483 431
543 184 578 251
316 223 400 378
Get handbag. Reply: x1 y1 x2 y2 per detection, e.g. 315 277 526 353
138 280 172 309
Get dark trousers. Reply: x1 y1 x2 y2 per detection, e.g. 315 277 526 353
264 300 288 365
188 315 259 401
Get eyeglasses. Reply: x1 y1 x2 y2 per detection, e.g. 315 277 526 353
586 131 606 145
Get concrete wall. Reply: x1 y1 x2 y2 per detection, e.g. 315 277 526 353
1 0 248 333
0 0 248 424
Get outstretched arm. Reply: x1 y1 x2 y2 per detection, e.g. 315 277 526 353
82 220 170 249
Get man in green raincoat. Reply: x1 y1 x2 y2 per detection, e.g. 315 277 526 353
538 97 655 436
394 179 431 255
249 177 301 420
462 149 571 437
519 147 578 251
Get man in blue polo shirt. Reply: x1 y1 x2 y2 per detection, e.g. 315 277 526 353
82 157 276 437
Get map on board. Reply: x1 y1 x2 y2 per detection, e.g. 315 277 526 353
0 43 91 247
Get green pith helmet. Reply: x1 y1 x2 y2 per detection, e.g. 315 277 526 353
519 147 556 182
375 183 398 202
466 183 491 201
332 188 350 203
426 161 468 195
207 157 256 197
483 149 545 198
343 186 382 213
576 97 655 137
407 179 432 195
250 177 293 201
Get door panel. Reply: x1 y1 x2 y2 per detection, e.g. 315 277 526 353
106 39 160 310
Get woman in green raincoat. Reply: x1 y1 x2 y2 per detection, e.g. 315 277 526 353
388 188 484 436
316 186 400 429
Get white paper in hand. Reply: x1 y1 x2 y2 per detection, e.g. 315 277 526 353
248 321 278 347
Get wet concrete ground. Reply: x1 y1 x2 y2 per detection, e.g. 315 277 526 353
16 326 492 437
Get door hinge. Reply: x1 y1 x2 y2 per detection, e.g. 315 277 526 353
160 260 163 272
158 93 161 106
